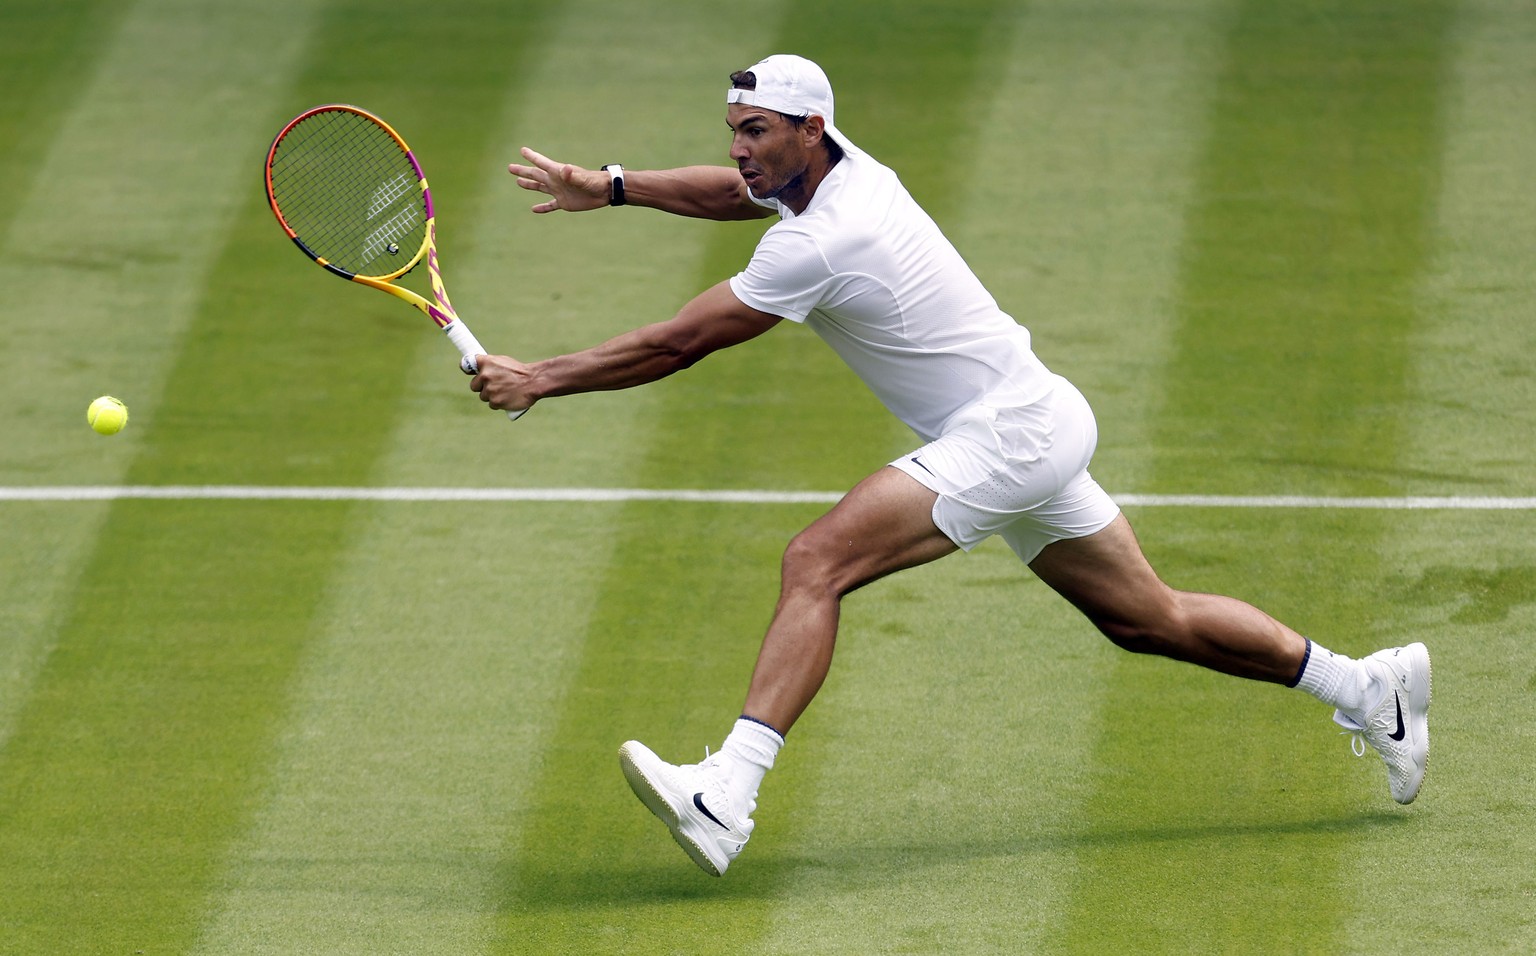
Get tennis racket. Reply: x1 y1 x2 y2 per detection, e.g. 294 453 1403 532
264 104 523 421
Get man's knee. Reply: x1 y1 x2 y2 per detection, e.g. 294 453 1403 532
780 527 854 598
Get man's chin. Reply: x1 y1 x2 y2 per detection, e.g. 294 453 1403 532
746 179 786 202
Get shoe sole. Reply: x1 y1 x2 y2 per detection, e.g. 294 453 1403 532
1399 642 1432 804
618 742 725 877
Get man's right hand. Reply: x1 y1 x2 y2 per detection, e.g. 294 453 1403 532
507 147 609 214
469 353 538 413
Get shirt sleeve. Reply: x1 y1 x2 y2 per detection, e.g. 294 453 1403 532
728 223 832 324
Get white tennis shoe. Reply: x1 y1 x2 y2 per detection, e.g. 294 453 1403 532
619 740 753 877
1333 642 1431 804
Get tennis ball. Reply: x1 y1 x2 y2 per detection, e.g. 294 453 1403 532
87 395 128 435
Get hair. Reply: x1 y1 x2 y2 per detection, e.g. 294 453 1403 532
728 69 845 164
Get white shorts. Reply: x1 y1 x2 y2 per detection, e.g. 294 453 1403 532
890 375 1121 564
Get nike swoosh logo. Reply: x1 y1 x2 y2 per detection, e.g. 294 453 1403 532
1388 692 1406 741
693 792 730 830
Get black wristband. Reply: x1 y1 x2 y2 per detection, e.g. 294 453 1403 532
602 164 626 206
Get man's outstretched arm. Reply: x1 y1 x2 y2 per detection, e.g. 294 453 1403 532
469 280 781 413
508 147 772 221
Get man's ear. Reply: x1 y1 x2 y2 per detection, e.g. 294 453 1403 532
802 114 828 148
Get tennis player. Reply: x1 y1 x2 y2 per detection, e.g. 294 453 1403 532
472 55 1432 877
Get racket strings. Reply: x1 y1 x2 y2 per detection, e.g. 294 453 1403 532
269 110 427 277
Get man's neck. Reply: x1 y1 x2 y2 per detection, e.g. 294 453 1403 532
780 152 840 215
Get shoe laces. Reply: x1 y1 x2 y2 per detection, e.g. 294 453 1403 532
1332 709 1370 757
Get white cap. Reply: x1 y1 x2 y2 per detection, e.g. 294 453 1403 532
726 54 862 158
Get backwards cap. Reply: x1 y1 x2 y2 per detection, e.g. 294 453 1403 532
726 54 862 158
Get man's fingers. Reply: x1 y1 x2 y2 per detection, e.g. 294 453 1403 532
521 146 557 171
507 166 557 211
512 174 547 194
470 373 495 404
510 149 600 213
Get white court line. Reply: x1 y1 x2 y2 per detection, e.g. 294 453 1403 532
0 486 839 504
2 486 1535 509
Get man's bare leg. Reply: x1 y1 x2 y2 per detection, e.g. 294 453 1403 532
1028 513 1306 682
1028 512 1432 803
619 466 956 875
741 466 958 733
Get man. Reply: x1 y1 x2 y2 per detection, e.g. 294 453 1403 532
472 55 1431 877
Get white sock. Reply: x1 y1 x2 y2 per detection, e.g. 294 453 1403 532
1292 640 1382 720
718 717 784 819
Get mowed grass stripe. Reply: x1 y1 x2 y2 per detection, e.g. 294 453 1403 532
0 2 327 948
0 0 120 231
1151 0 1452 497
490 2 1021 952
0 0 315 750
0 0 312 483
183 505 615 956
0 0 327 944
1354 2 1536 949
1057 1 1455 952
0 0 124 752
0 2 543 953
181 3 557 953
0 501 361 952
767 3 1235 951
952 0 1229 489
1405 0 1536 498
184 6 687 952
479 7 790 951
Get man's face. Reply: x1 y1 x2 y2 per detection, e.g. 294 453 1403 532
727 103 815 200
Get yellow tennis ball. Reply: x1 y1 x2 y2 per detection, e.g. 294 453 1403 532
87 395 128 435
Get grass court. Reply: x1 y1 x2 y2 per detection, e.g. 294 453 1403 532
1 0 1533 952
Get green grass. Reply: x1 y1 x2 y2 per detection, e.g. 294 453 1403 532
2 0 1534 953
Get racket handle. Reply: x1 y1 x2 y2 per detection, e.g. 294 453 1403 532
443 319 525 422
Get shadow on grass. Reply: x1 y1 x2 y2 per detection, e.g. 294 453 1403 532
504 808 1412 912
1395 564 1536 624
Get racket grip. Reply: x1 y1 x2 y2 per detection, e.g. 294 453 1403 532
443 319 525 422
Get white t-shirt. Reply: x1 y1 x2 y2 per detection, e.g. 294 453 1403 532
729 150 1053 443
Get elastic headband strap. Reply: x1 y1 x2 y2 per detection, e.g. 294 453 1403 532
727 87 810 121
